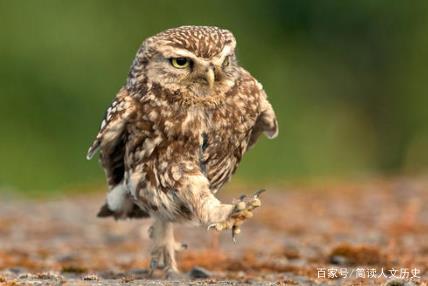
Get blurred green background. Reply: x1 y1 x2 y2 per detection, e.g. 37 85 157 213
1 1 427 193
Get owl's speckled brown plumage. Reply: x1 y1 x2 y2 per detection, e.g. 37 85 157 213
87 26 278 276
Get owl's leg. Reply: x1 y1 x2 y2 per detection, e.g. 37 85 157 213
182 175 263 242
206 190 264 242
148 219 186 278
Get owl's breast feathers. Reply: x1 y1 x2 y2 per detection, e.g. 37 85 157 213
126 70 278 194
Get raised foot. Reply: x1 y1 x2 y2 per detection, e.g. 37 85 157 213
208 189 265 242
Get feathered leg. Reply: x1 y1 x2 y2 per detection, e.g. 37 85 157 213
181 175 263 242
207 190 264 241
148 219 186 278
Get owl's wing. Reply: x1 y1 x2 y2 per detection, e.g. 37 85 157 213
87 88 148 219
87 88 133 161
248 89 278 148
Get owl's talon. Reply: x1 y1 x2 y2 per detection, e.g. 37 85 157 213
208 223 223 231
232 225 241 243
208 190 265 242
253 189 266 198
207 223 215 231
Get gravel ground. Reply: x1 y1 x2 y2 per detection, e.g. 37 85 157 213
0 177 428 285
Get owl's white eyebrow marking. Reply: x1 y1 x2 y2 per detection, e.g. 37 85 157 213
209 45 233 66
173 49 196 58
159 47 196 59
220 45 232 57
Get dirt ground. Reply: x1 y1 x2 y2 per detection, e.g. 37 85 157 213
0 177 427 285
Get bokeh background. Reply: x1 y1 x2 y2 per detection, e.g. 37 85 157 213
1 1 427 194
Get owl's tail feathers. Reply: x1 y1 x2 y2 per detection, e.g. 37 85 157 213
97 184 150 220
97 203 115 217
97 202 149 220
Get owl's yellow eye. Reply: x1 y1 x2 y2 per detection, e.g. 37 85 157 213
222 56 230 67
170 57 190 69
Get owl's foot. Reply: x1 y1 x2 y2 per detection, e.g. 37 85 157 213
208 189 265 242
148 220 187 278
149 244 183 278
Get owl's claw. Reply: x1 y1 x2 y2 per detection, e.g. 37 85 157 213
254 189 266 198
232 225 241 243
208 189 265 242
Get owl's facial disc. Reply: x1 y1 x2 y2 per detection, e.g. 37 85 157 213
146 44 237 97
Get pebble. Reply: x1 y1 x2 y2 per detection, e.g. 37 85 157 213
189 266 212 279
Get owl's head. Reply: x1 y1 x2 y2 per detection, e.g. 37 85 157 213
127 26 240 99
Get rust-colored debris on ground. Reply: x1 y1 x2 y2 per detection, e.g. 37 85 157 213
0 177 427 285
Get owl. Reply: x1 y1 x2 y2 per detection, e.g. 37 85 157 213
87 26 278 277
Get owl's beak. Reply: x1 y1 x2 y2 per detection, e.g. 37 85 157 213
205 67 215 89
